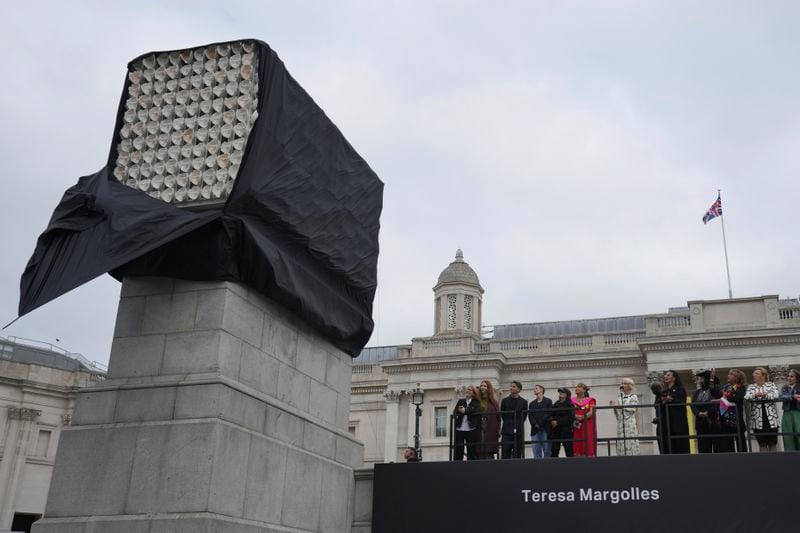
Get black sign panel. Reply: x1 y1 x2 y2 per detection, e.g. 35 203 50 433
373 454 794 532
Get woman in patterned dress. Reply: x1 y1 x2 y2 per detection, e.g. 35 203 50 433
611 377 640 456
572 383 597 456
744 367 779 452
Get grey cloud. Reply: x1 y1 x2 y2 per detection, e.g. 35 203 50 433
1 1 798 362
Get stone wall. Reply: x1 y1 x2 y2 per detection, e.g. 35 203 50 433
35 278 363 532
0 351 97 530
351 467 373 533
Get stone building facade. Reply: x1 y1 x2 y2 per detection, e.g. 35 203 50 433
0 338 104 532
349 251 800 463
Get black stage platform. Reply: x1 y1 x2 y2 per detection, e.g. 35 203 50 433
373 453 795 532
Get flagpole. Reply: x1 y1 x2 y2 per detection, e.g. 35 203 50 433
718 189 733 299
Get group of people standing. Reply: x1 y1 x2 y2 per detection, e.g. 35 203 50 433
453 380 604 460
656 367 800 454
451 367 800 461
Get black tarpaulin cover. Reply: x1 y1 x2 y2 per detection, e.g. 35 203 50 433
18 40 383 356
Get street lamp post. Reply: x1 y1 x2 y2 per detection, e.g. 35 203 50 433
411 383 425 462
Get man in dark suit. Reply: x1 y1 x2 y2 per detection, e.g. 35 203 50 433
453 386 481 460
500 381 527 459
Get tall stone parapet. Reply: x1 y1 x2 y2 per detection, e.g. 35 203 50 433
34 277 363 533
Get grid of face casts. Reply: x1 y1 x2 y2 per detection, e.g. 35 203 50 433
114 40 259 205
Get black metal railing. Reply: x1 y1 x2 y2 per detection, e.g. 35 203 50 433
446 399 800 460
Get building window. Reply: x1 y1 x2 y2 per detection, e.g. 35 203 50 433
35 430 51 458
464 295 473 330
348 425 357 437
447 295 457 329
11 513 41 533
435 407 447 437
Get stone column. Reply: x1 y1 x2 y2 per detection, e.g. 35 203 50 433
0 407 41 529
34 278 363 532
0 408 22 530
382 390 400 463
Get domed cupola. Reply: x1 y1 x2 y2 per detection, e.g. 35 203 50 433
433 249 484 336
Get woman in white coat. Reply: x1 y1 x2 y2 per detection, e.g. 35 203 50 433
744 367 779 452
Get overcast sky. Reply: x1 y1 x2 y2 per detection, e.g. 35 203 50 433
2 1 799 365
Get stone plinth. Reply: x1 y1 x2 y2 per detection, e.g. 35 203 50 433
34 278 362 533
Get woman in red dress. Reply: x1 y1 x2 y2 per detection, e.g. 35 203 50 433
572 383 597 456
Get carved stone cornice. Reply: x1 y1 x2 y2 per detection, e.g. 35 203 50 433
7 407 41 421
61 414 72 426
639 333 800 354
383 390 402 403
454 385 467 396
0 376 82 396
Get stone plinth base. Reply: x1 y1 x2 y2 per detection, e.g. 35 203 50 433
35 278 362 533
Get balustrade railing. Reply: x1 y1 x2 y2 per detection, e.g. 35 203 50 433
444 400 799 461
1 335 107 372
474 342 491 353
656 315 691 328
779 308 800 320
548 336 592 348
499 340 538 351
422 338 461 350
604 333 642 345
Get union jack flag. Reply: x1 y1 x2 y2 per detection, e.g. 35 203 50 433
702 194 722 224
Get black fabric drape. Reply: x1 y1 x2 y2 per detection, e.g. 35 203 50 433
18 40 383 356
